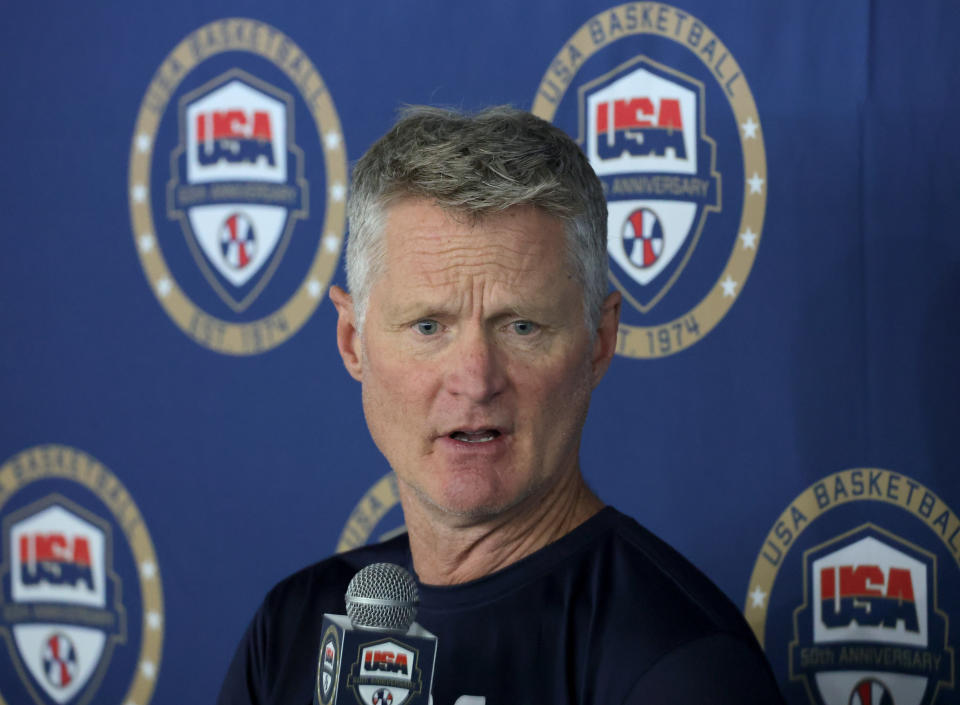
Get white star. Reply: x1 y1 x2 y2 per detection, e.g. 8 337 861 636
741 117 759 140
136 133 152 153
146 611 162 630
748 172 764 195
323 233 340 253
720 275 738 297
140 561 157 579
750 584 767 608
131 184 148 203
139 233 155 253
324 132 342 150
156 279 172 299
140 660 156 679
125 701 139 705
306 279 323 298
739 227 757 250
330 183 346 202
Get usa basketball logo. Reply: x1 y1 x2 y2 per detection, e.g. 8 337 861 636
746 469 957 704
0 445 164 705
349 638 422 705
534 4 767 357
316 624 342 705
129 19 346 354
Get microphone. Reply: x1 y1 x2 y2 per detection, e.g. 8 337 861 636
315 563 438 705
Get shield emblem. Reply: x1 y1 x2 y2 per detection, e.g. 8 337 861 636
1 496 126 705
167 69 307 312
321 641 335 693
317 627 340 704
349 638 422 705
790 525 953 705
578 56 719 312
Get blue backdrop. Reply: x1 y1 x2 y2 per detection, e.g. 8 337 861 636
1 2 958 704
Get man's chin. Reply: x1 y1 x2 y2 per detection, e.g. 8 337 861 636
408 477 531 524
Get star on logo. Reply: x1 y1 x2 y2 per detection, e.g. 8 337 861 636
139 233 155 253
748 172 764 195
140 561 158 579
323 233 341 253
741 117 759 140
749 584 767 609
136 133 152 153
131 184 148 203
155 279 172 299
140 660 157 679
146 611 163 630
739 227 757 250
306 279 323 298
720 275 738 297
325 131 342 150
330 182 346 202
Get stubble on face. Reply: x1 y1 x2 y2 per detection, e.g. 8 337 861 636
357 199 598 529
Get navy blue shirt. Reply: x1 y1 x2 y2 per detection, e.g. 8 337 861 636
217 507 784 704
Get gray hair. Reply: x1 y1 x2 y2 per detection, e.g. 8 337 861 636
345 106 608 332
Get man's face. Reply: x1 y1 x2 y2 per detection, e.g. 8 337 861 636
336 198 616 523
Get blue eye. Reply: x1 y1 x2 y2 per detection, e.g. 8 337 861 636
512 320 537 336
416 320 440 335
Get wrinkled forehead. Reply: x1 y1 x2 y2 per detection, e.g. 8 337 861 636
368 199 583 314
389 194 569 247
381 199 567 270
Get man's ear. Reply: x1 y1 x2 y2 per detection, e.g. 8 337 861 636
591 291 621 387
329 285 363 382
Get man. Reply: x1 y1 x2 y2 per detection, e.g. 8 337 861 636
218 107 784 704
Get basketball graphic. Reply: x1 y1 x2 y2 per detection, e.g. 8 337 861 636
219 212 258 271
41 633 78 689
621 207 665 269
372 687 394 705
848 678 894 705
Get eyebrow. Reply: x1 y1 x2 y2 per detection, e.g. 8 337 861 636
382 299 563 326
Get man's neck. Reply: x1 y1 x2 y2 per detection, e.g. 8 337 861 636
399 470 604 586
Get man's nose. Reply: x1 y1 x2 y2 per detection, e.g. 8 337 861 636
443 327 507 402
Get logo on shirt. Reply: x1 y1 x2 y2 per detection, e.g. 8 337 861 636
129 18 346 355
348 638 423 705
534 4 767 358
745 469 957 705
0 446 164 705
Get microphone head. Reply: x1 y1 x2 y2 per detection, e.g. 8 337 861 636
345 562 419 633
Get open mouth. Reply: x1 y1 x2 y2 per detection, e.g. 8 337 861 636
449 430 501 443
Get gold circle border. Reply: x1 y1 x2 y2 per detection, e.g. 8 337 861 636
336 473 401 553
128 18 347 355
532 3 767 358
744 467 960 648
0 445 164 705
